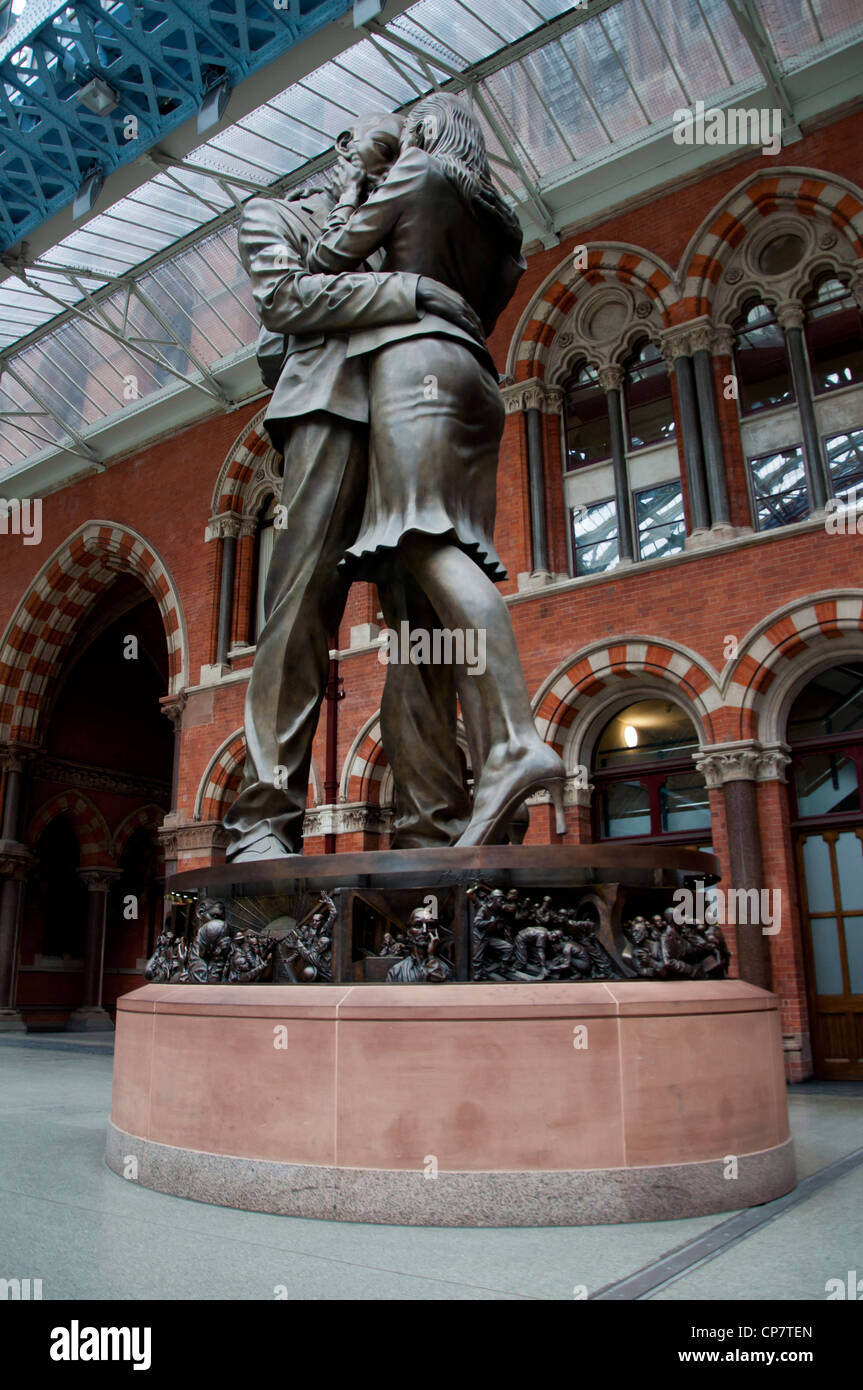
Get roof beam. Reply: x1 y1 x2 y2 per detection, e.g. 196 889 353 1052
724 0 802 138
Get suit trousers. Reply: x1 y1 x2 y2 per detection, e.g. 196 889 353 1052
223 412 469 854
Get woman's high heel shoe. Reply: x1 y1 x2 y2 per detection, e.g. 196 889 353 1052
454 748 567 848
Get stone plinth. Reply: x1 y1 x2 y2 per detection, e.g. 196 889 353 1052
107 979 794 1225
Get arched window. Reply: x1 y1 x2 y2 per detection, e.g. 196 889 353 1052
733 300 795 416
563 362 611 470
252 494 277 641
788 663 863 1079
623 338 675 449
805 277 863 396
592 699 710 843
789 663 863 821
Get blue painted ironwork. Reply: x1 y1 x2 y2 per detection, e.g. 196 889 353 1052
0 0 353 250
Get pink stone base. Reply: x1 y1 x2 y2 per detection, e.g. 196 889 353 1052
107 980 795 1225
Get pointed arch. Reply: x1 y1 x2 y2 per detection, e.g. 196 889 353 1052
210 407 282 518
113 803 165 859
533 636 722 771
194 728 323 821
27 791 114 867
339 711 390 806
680 167 863 317
724 591 863 743
0 521 187 745
506 242 680 384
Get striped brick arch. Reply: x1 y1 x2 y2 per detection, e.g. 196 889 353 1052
27 792 114 867
195 729 324 822
196 730 246 823
113 804 165 859
210 407 280 516
506 243 679 385
533 639 721 762
339 714 389 807
0 521 187 746
725 592 863 742
681 168 863 317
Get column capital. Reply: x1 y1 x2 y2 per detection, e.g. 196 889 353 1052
849 267 863 310
695 741 791 787
597 363 623 392
0 843 35 879
205 512 242 543
237 513 259 540
0 743 40 774
78 867 122 892
500 377 563 415
159 692 187 729
658 323 694 366
774 299 805 333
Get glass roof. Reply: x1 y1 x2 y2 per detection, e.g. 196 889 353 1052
0 0 862 470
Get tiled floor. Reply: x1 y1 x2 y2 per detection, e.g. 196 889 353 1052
0 1037 860 1301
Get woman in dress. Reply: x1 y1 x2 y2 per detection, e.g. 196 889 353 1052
308 93 566 846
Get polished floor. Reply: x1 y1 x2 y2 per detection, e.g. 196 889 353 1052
0 1035 861 1301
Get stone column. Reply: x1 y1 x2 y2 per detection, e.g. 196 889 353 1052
67 868 121 1032
158 693 187 882
695 742 790 991
661 328 710 536
690 322 732 531
0 846 34 1032
775 300 829 513
598 364 635 564
205 513 241 669
231 516 258 649
501 378 565 588
0 745 36 1031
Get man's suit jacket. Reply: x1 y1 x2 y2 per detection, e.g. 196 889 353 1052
238 190 422 449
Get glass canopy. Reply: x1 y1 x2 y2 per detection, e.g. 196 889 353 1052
0 0 861 470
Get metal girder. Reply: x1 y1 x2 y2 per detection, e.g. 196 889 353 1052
724 0 801 135
13 261 235 408
362 16 559 244
0 360 103 465
0 0 355 252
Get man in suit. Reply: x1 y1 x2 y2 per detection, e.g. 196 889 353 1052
223 112 481 861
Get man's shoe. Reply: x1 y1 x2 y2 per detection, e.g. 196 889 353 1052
226 833 296 863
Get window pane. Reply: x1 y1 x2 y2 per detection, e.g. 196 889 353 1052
806 280 863 395
749 445 809 529
624 340 675 449
599 780 651 837
571 498 619 576
802 835 835 914
660 771 712 831
734 302 794 415
596 699 699 770
825 428 863 502
794 752 860 817
810 917 844 995
635 480 685 560
845 916 863 994
835 832 863 911
565 364 611 468
788 663 863 739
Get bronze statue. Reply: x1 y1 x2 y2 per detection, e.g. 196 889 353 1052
226 94 565 860
306 93 566 847
386 905 452 983
276 890 335 981
224 111 488 860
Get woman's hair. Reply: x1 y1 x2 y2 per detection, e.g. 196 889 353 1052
401 93 523 256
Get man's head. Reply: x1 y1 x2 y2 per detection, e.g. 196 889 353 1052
335 111 402 185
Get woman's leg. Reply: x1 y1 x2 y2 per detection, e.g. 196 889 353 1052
399 534 566 844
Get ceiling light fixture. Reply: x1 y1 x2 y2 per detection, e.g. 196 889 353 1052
76 76 119 116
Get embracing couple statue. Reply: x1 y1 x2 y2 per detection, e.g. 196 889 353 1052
224 94 566 864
